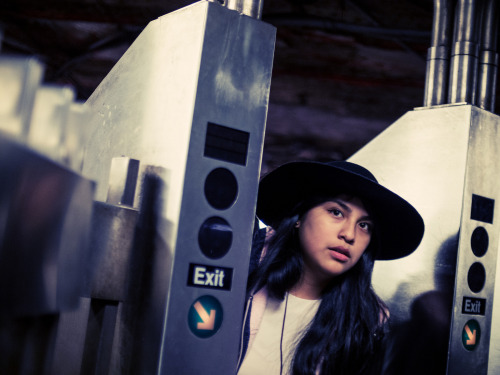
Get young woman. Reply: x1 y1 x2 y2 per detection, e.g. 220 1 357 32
237 160 424 375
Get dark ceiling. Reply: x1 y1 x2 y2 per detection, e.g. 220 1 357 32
0 0 481 173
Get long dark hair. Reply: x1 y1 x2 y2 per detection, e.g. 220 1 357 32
247 195 388 375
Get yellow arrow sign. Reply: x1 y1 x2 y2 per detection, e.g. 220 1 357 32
464 324 476 345
194 301 216 330
188 296 223 338
462 319 481 351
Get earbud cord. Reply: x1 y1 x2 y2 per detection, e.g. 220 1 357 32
280 292 289 375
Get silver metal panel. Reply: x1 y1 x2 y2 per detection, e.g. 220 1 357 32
0 134 95 316
160 5 275 373
490 260 500 374
84 2 208 213
350 104 470 373
51 297 91 374
447 109 500 374
351 104 470 318
85 202 139 301
350 104 500 374
82 1 275 373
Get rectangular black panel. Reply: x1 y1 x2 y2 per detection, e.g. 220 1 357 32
462 296 486 316
471 194 494 224
187 263 233 291
204 122 249 166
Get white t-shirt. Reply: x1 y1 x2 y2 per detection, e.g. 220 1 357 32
238 293 321 375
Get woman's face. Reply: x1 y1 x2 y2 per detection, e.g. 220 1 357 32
297 195 373 284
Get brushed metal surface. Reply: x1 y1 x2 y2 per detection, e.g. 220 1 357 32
350 104 500 374
0 134 95 316
446 108 500 375
82 1 276 373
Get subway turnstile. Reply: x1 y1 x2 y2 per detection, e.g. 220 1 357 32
81 1 276 373
350 104 500 375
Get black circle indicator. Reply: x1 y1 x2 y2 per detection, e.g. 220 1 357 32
467 262 486 293
471 226 488 257
198 216 233 259
204 168 238 210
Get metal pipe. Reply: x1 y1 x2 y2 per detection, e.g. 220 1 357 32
424 0 453 106
225 0 264 19
477 0 499 111
448 0 481 104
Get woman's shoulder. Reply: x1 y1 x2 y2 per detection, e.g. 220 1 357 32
251 226 274 254
249 226 269 274
376 295 390 324
379 305 390 324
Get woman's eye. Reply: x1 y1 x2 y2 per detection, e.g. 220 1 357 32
359 222 372 232
329 209 343 217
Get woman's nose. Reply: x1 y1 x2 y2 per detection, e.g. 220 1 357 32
339 221 355 244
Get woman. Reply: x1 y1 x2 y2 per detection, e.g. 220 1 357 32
237 160 424 375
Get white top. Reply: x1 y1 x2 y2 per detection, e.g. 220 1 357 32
238 293 321 375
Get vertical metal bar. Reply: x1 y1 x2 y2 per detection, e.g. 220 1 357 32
448 0 481 104
424 0 454 106
477 0 499 111
226 0 264 19
106 157 140 207
80 300 119 375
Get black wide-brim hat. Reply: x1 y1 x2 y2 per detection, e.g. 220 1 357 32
256 161 424 261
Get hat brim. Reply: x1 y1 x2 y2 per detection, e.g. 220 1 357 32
256 162 424 260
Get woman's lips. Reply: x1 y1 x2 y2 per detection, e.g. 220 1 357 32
329 247 350 262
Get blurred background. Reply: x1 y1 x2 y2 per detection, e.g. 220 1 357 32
0 0 459 174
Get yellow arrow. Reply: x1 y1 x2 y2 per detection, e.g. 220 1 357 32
194 301 216 330
465 324 476 345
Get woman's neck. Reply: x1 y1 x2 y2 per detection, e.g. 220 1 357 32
290 274 326 300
